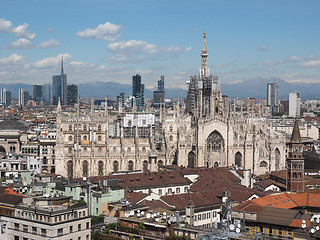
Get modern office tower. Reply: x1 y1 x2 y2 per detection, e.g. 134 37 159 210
116 92 125 110
18 88 29 107
41 84 51 105
33 85 42 102
289 91 301 117
267 82 279 114
132 74 145 110
0 88 6 104
1 89 12 107
53 57 67 105
158 75 164 91
67 84 78 106
153 76 165 108
33 84 51 105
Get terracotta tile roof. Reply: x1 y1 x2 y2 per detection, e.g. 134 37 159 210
242 192 320 209
160 190 221 210
290 219 311 228
0 193 24 206
233 200 264 213
125 192 148 204
85 171 192 190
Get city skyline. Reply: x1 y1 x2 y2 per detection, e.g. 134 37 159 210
0 0 320 90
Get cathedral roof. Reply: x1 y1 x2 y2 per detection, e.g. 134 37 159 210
290 120 301 143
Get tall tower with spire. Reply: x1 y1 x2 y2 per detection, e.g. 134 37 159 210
53 56 68 105
286 120 305 193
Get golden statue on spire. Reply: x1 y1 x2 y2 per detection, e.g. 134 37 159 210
204 31 206 38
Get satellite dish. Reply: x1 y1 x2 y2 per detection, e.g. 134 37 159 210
229 224 235 231
157 212 160 216
168 220 171 224
302 224 306 229
137 213 141 217
130 210 134 216
153 213 156 218
317 218 320 224
163 215 167 219
83 176 87 181
146 213 151 219
302 220 306 224
155 218 159 222
125 212 130 218
137 210 140 213
316 226 320 231
311 228 315 234
236 228 241 233
141 211 144 215
237 224 241 229
163 212 167 216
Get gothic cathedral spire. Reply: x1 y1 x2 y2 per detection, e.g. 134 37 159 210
201 31 209 77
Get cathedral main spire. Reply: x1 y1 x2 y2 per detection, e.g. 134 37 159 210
201 31 209 77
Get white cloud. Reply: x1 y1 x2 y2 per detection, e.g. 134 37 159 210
77 22 121 41
0 54 25 65
185 46 192 52
33 53 72 69
10 38 33 49
107 40 188 64
257 45 269 51
0 19 35 40
0 18 13 33
300 60 320 68
12 23 35 40
38 39 60 48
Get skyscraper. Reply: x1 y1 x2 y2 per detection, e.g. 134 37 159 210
33 84 51 105
267 82 279 107
53 57 67 105
267 82 279 114
19 88 29 107
289 91 300 117
1 89 12 107
67 84 78 106
132 74 145 110
153 76 165 107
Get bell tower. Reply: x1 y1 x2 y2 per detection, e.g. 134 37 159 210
286 120 304 193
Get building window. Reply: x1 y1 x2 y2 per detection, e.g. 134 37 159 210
176 187 180 193
58 228 63 236
83 135 87 141
98 161 103 176
23 225 28 232
128 160 134 171
184 187 188 192
41 228 47 236
14 223 19 230
69 135 73 141
98 124 102 131
113 161 119 173
158 189 162 195
83 161 88 177
69 124 72 131
78 224 81 231
70 225 73 233
86 221 89 229
168 188 172 194
98 135 102 142
32 226 37 234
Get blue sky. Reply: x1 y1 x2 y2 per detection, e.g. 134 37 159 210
0 0 319 89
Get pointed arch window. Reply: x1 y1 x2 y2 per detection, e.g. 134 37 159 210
98 161 103 176
83 161 88 177
113 161 119 173
128 160 134 172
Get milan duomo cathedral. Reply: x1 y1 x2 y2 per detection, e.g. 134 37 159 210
55 32 286 179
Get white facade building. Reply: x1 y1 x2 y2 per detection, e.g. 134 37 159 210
289 91 301 117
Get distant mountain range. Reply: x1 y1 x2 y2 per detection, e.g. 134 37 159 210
1 78 319 100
